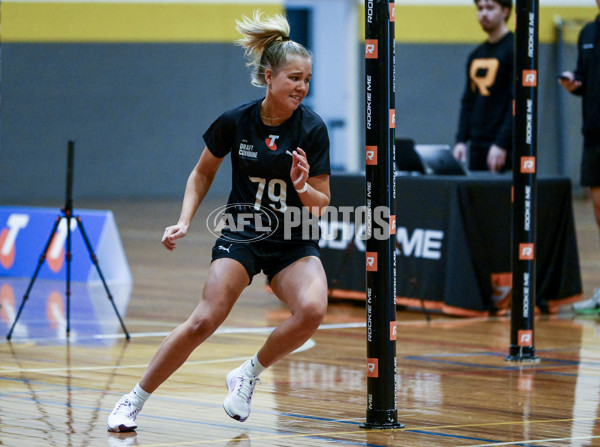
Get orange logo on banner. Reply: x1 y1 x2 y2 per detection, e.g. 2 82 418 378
366 146 377 165
390 321 396 341
389 3 395 22
47 232 65 273
367 358 379 377
389 109 395 129
523 70 537 87
366 252 378 271
519 243 534 260
0 213 30 271
390 215 396 235
0 228 15 269
521 157 536 173
518 329 533 347
365 39 378 59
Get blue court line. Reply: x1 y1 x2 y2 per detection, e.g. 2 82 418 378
402 351 600 378
2 358 593 447
1 391 540 447
0 391 397 446
0 380 579 447
0 376 362 431
0 375 365 427
424 349 600 365
404 429 542 447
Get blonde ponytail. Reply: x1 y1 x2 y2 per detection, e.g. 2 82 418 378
235 11 311 87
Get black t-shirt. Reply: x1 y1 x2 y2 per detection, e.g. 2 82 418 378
456 32 514 152
203 98 330 242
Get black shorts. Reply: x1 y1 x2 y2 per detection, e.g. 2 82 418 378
211 236 320 284
580 144 600 187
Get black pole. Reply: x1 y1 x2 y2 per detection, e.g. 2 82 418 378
65 141 74 215
507 0 539 362
65 141 74 336
362 0 403 429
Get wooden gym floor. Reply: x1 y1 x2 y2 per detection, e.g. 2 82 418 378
1 196 599 447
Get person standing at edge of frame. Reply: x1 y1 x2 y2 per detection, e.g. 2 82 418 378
559 0 600 313
453 0 514 173
107 10 331 432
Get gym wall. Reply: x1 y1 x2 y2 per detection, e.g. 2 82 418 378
0 1 595 202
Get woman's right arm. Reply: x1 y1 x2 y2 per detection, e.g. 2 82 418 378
162 147 224 251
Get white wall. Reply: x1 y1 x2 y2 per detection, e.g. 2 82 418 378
286 0 362 172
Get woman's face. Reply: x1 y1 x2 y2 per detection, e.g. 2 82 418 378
265 55 312 113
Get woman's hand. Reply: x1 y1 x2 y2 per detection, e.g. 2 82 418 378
291 147 309 192
161 223 189 251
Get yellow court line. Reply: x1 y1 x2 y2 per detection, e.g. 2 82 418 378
119 430 391 446
405 415 599 432
109 416 600 446
2 355 599 446
462 435 600 447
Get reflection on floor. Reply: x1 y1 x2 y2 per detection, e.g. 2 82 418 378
1 277 131 345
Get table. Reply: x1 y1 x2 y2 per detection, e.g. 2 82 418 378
319 173 582 316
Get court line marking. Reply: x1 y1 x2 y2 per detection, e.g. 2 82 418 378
0 321 367 345
0 319 594 375
2 381 599 446
402 353 600 378
3 377 598 435
0 341 307 375
141 419 600 447
3 317 598 445
0 324 344 374
94 321 367 339
460 435 600 447
104 421 600 447
0 355 253 374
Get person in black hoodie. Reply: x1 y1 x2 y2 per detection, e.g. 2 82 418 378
453 0 513 172
559 1 600 312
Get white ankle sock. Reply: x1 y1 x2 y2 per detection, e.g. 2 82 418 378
131 383 151 406
243 354 266 377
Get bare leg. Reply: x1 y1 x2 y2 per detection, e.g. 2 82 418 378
139 258 250 393
256 256 328 367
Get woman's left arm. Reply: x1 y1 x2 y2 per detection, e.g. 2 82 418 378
290 147 330 216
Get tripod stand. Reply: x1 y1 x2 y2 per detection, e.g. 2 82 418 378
6 141 130 340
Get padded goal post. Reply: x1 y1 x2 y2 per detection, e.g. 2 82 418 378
363 0 404 429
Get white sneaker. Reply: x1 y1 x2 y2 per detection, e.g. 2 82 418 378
223 366 260 422
107 394 141 432
573 289 600 313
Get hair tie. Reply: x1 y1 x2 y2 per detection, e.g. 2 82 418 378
282 36 290 41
